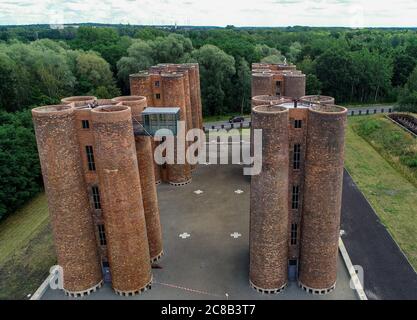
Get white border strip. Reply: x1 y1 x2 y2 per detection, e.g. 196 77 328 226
339 237 368 300
30 273 53 300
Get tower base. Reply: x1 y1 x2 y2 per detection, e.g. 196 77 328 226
249 280 287 295
169 179 192 187
151 250 164 264
114 278 153 297
298 281 336 295
64 280 103 298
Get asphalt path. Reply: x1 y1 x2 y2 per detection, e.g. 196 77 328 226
341 170 417 300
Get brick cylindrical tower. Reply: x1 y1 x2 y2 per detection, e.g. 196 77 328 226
32 105 103 296
283 74 306 99
250 105 290 294
300 95 335 106
130 73 154 106
162 73 192 186
177 68 193 131
183 63 202 130
181 64 199 130
249 96 292 157
194 63 203 131
61 96 97 108
298 104 347 295
112 96 164 262
178 67 197 171
91 105 152 296
251 95 293 108
251 73 273 97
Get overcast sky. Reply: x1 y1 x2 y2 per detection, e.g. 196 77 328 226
0 0 416 27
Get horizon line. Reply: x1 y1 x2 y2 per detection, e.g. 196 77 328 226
1 22 417 29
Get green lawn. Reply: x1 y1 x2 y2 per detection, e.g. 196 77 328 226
342 102 396 109
0 193 56 300
345 120 417 270
349 115 417 187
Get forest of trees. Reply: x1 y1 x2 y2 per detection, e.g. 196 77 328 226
1 24 417 220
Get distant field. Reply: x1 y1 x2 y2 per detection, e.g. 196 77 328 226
345 118 417 270
343 102 396 109
0 193 55 300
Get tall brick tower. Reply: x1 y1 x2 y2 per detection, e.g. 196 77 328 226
112 96 164 262
32 105 103 297
250 105 290 294
161 72 192 185
298 104 347 294
182 63 203 131
91 105 152 296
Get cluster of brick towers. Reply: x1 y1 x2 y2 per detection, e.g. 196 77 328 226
31 63 203 297
130 63 204 186
31 60 347 298
250 63 347 295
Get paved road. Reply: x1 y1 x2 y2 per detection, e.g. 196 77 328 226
203 106 395 130
341 170 417 300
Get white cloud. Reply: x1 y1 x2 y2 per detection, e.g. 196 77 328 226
0 0 415 27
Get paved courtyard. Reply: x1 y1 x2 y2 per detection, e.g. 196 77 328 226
41 156 357 300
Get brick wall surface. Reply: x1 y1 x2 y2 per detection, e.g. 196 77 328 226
287 108 309 260
73 106 108 262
